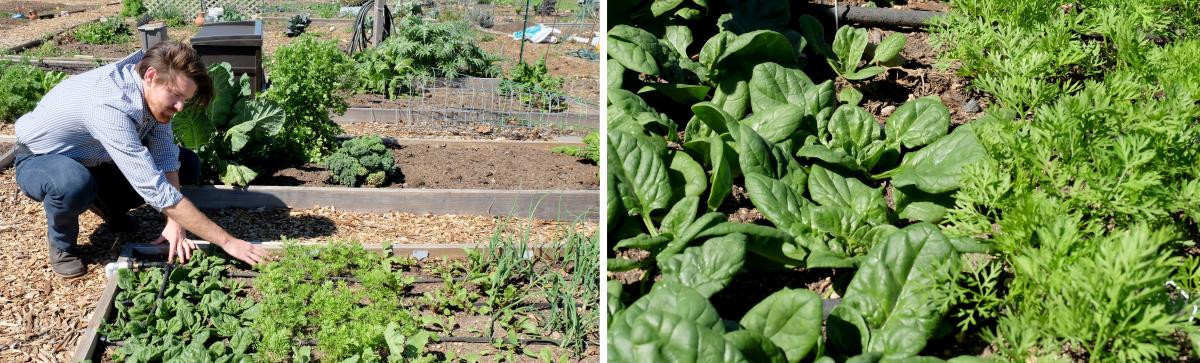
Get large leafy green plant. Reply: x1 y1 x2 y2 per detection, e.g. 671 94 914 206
606 0 998 360
609 223 976 363
74 17 132 45
353 16 499 98
173 62 286 186
498 58 567 112
263 34 353 162
0 62 66 122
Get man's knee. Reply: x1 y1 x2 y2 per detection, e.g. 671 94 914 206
16 154 96 209
178 147 202 185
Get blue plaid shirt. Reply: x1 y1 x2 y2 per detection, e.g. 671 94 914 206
15 50 184 211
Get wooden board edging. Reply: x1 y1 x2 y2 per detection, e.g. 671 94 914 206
333 107 599 129
0 135 16 169
181 185 598 221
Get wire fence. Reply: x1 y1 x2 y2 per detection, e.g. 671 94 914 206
342 77 598 134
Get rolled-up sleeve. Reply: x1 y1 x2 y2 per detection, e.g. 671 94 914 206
85 105 183 211
147 123 181 173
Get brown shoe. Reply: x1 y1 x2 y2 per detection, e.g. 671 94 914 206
48 244 86 278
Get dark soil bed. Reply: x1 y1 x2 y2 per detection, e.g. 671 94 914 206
249 140 599 190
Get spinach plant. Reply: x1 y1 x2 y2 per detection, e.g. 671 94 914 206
823 25 906 81
100 249 260 362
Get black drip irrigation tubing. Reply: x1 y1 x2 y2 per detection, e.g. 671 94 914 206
293 336 599 347
226 270 576 284
802 3 945 29
101 336 596 350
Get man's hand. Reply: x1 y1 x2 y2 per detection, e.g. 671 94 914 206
222 239 270 266
152 218 195 263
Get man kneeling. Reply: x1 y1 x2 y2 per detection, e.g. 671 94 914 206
13 41 269 278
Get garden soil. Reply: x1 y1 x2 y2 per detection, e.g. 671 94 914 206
0 2 120 50
255 140 599 190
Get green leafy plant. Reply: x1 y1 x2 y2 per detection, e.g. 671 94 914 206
22 42 75 58
172 62 286 186
605 0 1004 361
149 3 186 28
821 25 906 81
219 7 244 22
74 17 132 45
121 0 146 17
263 33 353 162
551 131 598 162
324 135 397 187
253 240 423 362
498 58 567 112
309 3 340 18
610 224 967 362
353 16 500 98
284 14 311 37
99 249 260 361
0 62 67 123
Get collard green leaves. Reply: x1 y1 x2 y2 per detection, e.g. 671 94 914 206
171 62 287 187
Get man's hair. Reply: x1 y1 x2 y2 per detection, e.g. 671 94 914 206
136 41 213 108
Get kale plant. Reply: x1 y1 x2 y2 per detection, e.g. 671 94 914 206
324 135 397 187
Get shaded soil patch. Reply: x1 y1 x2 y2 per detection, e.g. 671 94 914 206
834 29 981 125
249 140 599 190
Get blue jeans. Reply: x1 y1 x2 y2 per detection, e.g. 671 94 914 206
13 148 201 252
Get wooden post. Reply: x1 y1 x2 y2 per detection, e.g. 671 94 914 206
373 0 385 46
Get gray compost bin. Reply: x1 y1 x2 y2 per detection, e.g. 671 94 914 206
190 20 264 94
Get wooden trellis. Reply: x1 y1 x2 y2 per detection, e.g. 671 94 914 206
145 0 264 18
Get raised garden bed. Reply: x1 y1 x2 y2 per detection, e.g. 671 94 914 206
74 238 599 362
182 186 597 221
251 139 598 190
190 138 599 220
0 135 15 169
